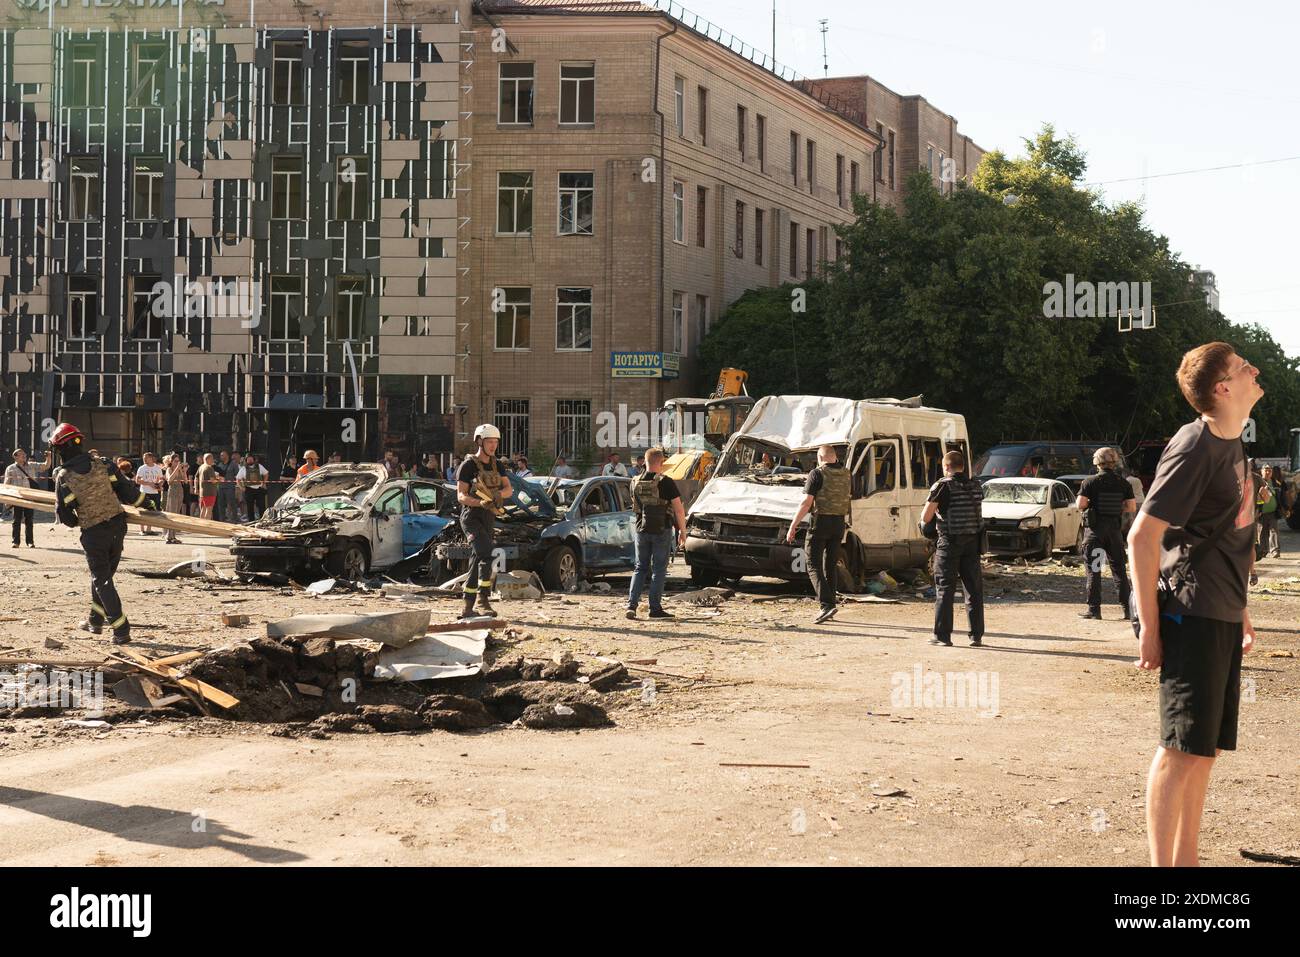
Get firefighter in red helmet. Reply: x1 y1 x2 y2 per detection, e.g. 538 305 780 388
49 423 157 644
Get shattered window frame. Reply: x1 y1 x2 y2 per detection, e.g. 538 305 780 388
130 156 165 222
272 41 305 106
559 62 595 126
128 274 165 341
337 40 371 106
334 276 368 342
67 155 100 222
131 41 167 108
272 155 306 220
498 62 534 125
496 171 533 236
555 286 592 352
267 275 304 342
557 171 594 236
68 43 99 107
66 276 99 342
335 155 370 221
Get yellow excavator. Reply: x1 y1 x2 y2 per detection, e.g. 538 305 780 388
661 368 755 509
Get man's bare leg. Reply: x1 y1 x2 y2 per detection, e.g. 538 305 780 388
1146 746 1215 866
1171 749 1218 866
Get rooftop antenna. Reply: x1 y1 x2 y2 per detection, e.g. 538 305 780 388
771 1 776 65
819 19 829 76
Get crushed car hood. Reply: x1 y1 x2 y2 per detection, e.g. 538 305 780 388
689 477 807 521
982 502 1047 522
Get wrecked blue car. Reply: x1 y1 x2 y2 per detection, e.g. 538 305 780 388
433 473 636 591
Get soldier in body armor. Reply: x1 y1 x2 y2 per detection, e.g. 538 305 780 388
49 422 158 644
786 445 851 623
626 448 686 620
921 450 985 646
1076 446 1136 620
454 424 512 620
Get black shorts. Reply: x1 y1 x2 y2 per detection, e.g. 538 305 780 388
1158 614 1244 757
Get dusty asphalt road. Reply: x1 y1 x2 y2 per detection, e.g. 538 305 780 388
0 515 1295 866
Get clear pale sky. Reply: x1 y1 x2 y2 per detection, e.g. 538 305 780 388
675 0 1300 357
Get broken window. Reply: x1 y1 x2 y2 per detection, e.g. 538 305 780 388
67 156 100 222
560 63 595 125
499 62 534 125
267 276 303 341
131 42 166 107
335 155 369 220
131 157 164 221
334 276 367 341
557 172 593 236
272 41 305 106
494 287 531 350
556 286 592 351
272 155 305 219
68 43 99 107
909 436 944 489
66 276 98 341
337 40 370 105
129 274 164 341
496 171 532 235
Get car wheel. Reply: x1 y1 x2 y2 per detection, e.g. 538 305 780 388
1037 527 1055 560
1071 524 1085 555
690 564 722 587
542 544 579 592
328 540 369 580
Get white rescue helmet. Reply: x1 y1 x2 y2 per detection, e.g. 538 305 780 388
473 423 501 442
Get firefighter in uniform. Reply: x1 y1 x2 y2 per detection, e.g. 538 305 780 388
1076 446 1135 620
786 445 851 623
921 450 985 646
626 448 686 620
49 423 157 644
454 424 511 619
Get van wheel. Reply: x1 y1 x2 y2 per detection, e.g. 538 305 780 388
328 540 370 580
542 544 580 591
690 565 722 587
1037 527 1055 560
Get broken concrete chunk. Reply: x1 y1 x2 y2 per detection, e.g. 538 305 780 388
417 694 496 730
540 651 579 681
518 701 610 729
584 662 628 692
356 704 424 732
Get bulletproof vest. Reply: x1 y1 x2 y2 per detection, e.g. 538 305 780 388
939 476 982 536
633 472 669 533
1089 470 1126 526
812 464 850 517
60 458 124 529
244 466 263 487
468 454 506 500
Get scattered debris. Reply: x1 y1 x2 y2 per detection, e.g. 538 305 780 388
495 570 545 600
305 578 337 595
1239 848 1300 866
719 762 810 769
671 586 735 606
583 662 628 691
518 701 609 729
221 612 250 627
266 609 430 648
43 637 64 650
373 630 487 682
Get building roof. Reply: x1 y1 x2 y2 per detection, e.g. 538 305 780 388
478 1 657 12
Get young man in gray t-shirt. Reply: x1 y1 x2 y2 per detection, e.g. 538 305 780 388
1128 341 1262 867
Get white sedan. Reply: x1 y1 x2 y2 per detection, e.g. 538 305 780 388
980 477 1083 559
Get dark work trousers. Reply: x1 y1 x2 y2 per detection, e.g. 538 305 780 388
82 513 128 632
1083 525 1131 613
933 533 984 641
806 531 842 611
11 505 33 545
460 507 496 594
245 487 266 521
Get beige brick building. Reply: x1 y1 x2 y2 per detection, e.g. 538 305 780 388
463 0 983 464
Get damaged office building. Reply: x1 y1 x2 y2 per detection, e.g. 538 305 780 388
0 0 470 470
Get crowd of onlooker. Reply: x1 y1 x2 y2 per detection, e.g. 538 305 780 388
3 442 664 546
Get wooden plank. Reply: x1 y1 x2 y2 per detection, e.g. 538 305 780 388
149 650 205 668
107 651 240 710
0 485 282 540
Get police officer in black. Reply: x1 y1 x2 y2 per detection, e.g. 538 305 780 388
49 422 157 644
454 424 512 620
626 448 686 620
786 445 851 624
921 450 985 646
1076 446 1135 619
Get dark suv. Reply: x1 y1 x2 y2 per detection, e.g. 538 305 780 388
973 442 1125 482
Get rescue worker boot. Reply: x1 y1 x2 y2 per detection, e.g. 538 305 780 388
79 612 105 635
475 589 498 618
110 622 132 645
458 592 478 620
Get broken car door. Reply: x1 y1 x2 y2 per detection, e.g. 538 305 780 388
849 437 902 568
576 482 621 567
403 482 452 557
369 485 407 569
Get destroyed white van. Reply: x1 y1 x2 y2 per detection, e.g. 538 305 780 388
684 395 970 590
